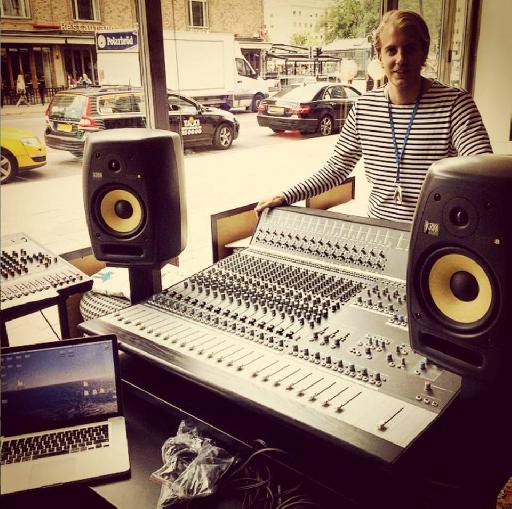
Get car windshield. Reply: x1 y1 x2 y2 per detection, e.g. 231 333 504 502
48 94 87 120
272 85 324 101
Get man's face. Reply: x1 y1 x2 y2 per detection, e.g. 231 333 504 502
377 24 427 90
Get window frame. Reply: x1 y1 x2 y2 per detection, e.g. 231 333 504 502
71 0 100 22
1 0 30 19
188 0 209 29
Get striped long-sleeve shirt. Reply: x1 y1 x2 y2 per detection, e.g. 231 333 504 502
283 80 492 223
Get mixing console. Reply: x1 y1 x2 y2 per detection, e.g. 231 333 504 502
1 233 92 310
80 207 461 464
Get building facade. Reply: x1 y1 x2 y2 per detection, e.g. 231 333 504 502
263 0 331 46
1 0 264 103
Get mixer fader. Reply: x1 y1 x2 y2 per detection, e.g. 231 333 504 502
80 207 461 464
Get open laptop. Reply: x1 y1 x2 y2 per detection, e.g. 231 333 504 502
1 335 130 495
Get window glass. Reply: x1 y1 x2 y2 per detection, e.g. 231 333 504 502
236 58 246 76
73 0 98 21
47 94 86 120
0 0 483 348
1 0 29 18
189 0 208 28
97 93 143 114
397 0 443 78
168 94 197 114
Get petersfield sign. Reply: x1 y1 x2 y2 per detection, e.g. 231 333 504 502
96 30 138 51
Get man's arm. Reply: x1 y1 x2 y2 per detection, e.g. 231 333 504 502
282 105 362 205
450 92 493 155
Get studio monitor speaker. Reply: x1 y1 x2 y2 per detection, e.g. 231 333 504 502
407 154 512 385
83 128 187 268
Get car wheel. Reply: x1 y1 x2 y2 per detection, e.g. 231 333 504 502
318 115 334 136
251 94 265 112
213 124 234 150
70 151 83 159
0 149 18 184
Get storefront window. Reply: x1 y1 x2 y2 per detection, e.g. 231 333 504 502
72 0 99 21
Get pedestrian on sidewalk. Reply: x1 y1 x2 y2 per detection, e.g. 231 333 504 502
38 77 46 104
78 73 92 87
16 74 28 106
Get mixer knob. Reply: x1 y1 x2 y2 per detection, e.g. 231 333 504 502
303 348 309 358
386 354 393 363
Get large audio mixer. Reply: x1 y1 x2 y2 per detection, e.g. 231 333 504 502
80 207 461 464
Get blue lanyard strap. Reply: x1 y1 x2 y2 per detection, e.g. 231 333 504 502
387 93 421 183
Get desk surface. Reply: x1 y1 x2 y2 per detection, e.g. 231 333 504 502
2 354 510 509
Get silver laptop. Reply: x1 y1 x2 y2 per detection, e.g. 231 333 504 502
1 335 130 495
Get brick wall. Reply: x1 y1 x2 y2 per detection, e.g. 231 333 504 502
161 0 263 37
1 0 262 35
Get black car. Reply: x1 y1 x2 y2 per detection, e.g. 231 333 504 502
44 86 240 157
257 83 360 136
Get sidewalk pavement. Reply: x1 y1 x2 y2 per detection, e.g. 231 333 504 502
1 103 47 117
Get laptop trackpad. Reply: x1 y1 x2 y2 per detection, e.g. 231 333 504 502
30 457 78 488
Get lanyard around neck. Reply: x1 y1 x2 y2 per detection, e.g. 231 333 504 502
387 92 422 184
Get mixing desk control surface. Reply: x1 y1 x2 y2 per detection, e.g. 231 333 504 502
80 207 461 464
1 233 92 310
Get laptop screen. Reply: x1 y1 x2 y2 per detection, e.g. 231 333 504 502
1 336 121 437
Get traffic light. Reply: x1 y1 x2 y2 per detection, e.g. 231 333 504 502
315 47 322 59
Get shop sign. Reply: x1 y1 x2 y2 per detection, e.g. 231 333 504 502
61 23 112 32
96 30 138 51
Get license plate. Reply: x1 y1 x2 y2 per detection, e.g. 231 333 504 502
57 123 73 133
268 106 284 115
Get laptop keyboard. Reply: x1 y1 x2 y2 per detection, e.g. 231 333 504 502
1 424 110 464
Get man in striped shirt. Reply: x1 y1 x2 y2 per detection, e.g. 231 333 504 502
255 10 492 223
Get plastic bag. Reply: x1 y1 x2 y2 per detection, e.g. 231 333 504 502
151 420 235 508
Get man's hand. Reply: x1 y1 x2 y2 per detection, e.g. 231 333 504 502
254 194 286 217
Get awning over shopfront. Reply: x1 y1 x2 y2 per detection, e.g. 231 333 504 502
2 34 95 45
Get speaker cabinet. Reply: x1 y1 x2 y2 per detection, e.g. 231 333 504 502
407 154 512 384
83 128 187 268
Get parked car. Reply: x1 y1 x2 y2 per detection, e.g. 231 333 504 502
268 75 318 92
44 86 240 158
257 83 361 136
1 127 47 184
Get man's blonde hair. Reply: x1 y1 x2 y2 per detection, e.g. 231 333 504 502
373 10 430 61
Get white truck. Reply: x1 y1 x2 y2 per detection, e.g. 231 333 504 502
96 29 269 111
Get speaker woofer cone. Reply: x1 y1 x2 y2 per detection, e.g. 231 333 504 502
420 248 496 331
96 187 145 237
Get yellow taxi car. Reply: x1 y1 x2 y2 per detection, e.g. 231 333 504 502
1 127 47 184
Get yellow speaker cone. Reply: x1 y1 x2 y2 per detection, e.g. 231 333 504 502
99 189 143 234
428 253 492 324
